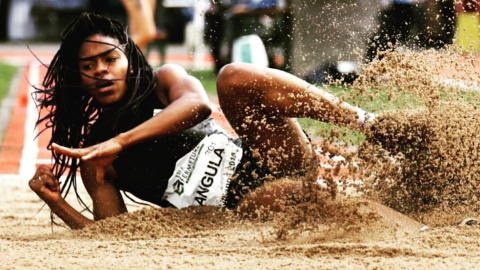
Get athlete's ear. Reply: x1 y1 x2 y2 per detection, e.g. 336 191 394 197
129 65 134 74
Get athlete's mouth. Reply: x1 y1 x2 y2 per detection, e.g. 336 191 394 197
97 81 114 90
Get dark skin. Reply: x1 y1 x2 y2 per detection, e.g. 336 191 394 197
30 35 211 229
121 0 156 51
216 63 366 174
29 35 375 230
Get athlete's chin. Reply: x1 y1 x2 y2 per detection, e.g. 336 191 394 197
94 95 122 106
90 88 127 107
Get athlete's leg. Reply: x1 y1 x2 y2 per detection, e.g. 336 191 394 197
217 63 372 175
121 0 156 51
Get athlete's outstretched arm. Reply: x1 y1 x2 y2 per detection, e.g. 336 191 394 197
52 64 212 184
29 164 127 229
29 165 93 229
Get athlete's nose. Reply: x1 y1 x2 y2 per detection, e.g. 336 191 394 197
94 61 109 77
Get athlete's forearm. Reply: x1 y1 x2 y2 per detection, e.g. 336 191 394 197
116 95 212 149
46 198 94 230
116 64 212 149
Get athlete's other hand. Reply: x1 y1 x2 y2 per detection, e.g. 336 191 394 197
52 138 123 184
29 165 61 204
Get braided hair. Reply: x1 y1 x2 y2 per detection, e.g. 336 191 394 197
34 12 155 214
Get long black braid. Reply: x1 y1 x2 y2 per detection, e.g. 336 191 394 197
33 13 156 217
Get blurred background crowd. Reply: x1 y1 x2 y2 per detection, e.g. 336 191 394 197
0 0 477 83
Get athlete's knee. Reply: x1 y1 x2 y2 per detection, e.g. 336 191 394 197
217 63 260 96
217 63 242 93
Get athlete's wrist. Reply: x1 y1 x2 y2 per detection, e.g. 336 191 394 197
115 132 130 150
44 195 66 210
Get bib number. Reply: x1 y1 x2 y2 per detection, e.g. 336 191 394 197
162 133 243 208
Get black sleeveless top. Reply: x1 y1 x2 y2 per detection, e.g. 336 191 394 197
90 91 219 207
89 91 272 209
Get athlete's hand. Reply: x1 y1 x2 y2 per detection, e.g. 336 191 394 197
52 137 124 184
29 165 61 204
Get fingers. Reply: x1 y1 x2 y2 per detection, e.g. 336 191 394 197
29 169 60 194
51 142 114 185
44 174 60 192
29 166 63 204
52 143 89 159
83 150 99 161
33 165 55 181
52 143 102 161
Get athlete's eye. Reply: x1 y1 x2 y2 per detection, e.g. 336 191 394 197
106 57 117 63
82 64 93 71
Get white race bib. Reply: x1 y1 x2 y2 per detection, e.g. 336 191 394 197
162 133 243 208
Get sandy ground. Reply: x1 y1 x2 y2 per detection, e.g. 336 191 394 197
2 46 480 269
1 175 480 270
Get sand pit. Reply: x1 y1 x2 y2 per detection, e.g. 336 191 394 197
2 175 480 269
4 45 480 269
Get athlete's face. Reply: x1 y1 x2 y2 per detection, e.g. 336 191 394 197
78 34 129 106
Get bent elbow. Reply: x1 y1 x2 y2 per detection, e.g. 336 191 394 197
217 63 248 91
197 101 212 120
